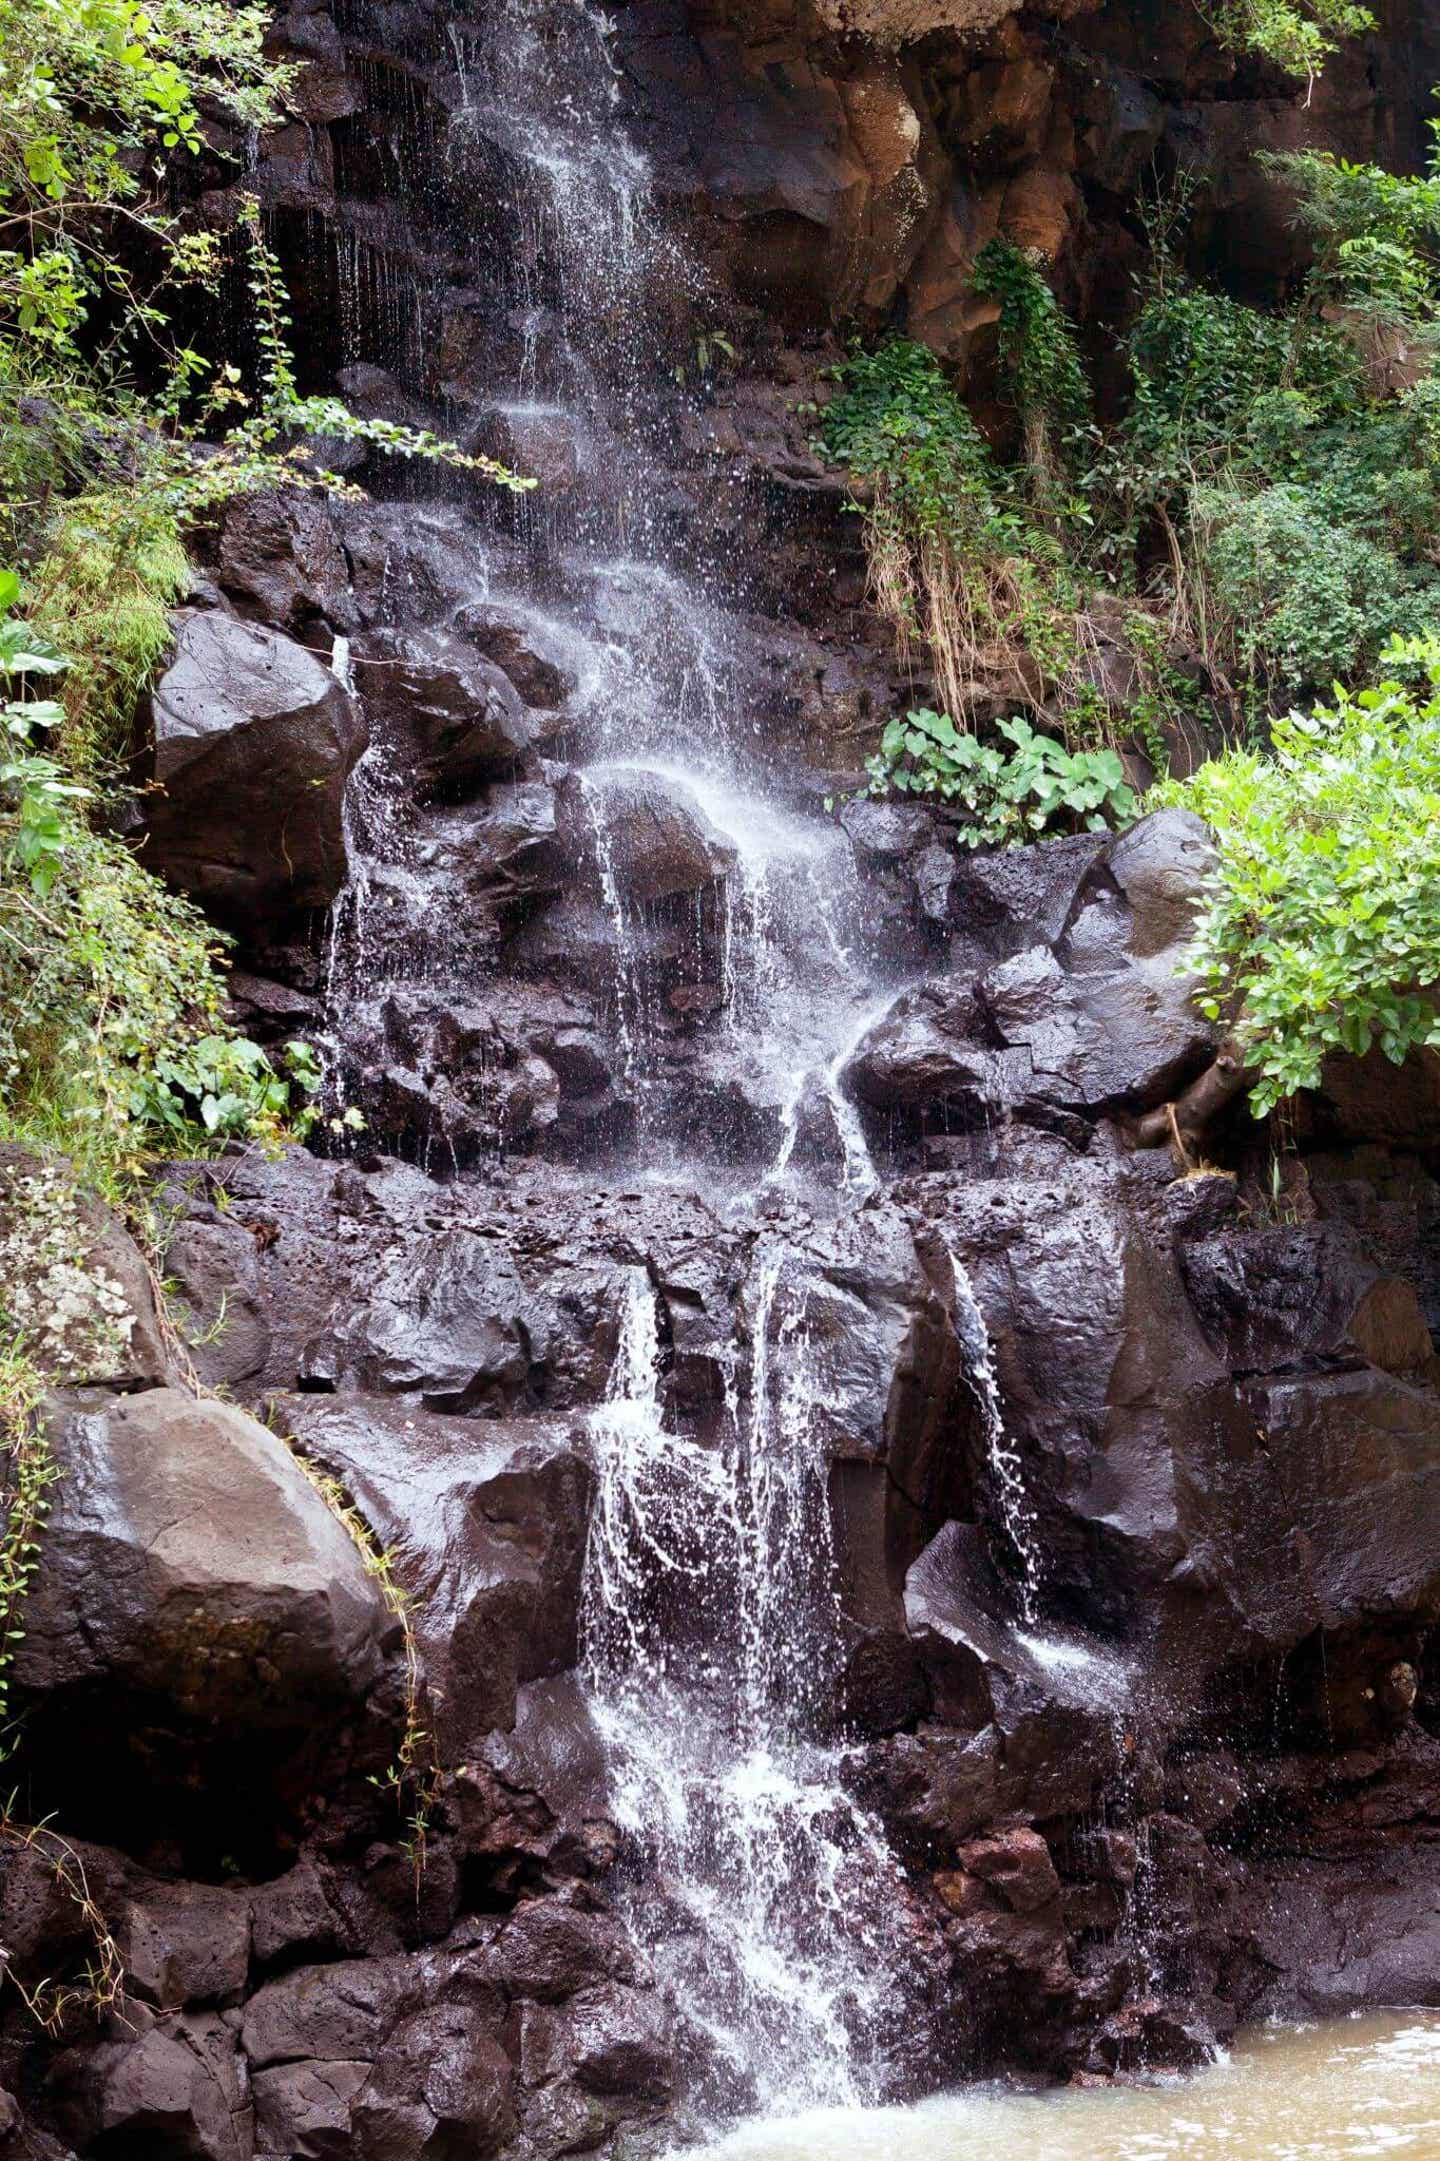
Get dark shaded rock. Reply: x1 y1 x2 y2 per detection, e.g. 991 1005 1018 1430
845 813 1217 1129
276 1396 590 1754
354 628 532 792
520 1983 674 2100
452 605 576 708
142 609 364 919
17 1388 389 1722
350 2006 515 2160
117 1876 252 2010
949 832 1108 957
216 490 358 634
250 1863 346 1969
484 1899 636 2004
366 989 565 1152
1179 1225 1436 1375
978 941 1215 1114
1066 808 1216 964
1245 1365 1440 1628
253 2059 370 2158
49 2012 250 2161
242 1958 407 2069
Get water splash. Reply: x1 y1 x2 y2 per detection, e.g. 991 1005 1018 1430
582 1265 919 2117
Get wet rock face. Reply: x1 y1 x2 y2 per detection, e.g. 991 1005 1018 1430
842 810 1219 1152
141 610 365 924
12 0 1440 2151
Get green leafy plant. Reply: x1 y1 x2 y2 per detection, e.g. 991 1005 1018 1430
0 587 321 1186
1153 638 1440 1115
865 707 1137 847
970 240 1089 501
1200 0 1374 86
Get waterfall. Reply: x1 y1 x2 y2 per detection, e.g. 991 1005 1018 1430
582 1266 919 2119
320 0 926 2113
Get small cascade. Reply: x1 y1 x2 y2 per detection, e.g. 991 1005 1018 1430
947 1249 1044 1624
582 1266 920 2118
576 774 648 1129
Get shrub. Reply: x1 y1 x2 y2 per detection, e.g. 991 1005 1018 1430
1201 0 1374 83
1153 640 1440 1114
816 337 1098 724
0 577 320 1190
864 708 1137 846
970 240 1089 500
1189 481 1421 693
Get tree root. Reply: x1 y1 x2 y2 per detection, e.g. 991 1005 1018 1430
1133 1036 1250 1155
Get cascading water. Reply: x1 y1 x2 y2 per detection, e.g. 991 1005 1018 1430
320 0 926 2116
582 1266 921 2119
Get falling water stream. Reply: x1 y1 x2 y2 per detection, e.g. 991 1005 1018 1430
582 1266 921 2117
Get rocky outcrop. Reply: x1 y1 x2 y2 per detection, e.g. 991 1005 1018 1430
843 808 1218 1138
16 1389 389 1720
140 610 365 923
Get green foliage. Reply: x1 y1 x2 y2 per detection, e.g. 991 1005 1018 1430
1260 136 1440 329
816 337 1093 723
25 494 189 773
866 707 1137 847
817 334 1010 548
970 240 1089 500
1201 0 1374 83
1189 481 1423 690
0 591 320 1189
0 0 293 354
1153 641 1440 1114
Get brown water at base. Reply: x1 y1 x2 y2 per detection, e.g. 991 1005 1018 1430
688 2012 1440 2161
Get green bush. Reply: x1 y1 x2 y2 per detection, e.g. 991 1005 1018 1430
865 708 1137 846
0 577 320 1190
1202 0 1374 81
970 240 1089 502
1153 640 1440 1114
1190 481 1422 692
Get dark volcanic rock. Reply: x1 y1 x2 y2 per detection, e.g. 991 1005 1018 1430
17 1388 389 1724
299 1227 556 1410
276 1395 590 1754
354 628 534 793
843 812 1217 1130
215 488 359 635
142 608 365 919
557 768 738 902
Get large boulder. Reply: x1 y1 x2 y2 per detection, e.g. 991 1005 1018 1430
48 2014 250 2161
142 609 365 919
354 628 533 793
299 1227 556 1411
16 1388 389 1724
215 489 358 635
276 1396 591 1754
